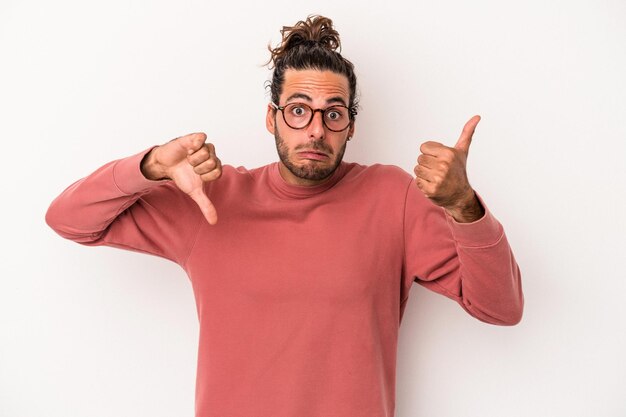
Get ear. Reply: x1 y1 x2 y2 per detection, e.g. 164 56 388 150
347 121 355 140
266 104 276 135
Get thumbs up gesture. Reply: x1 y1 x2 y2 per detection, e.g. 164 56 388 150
414 115 484 223
141 132 222 225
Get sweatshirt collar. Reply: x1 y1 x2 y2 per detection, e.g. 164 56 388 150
267 162 347 199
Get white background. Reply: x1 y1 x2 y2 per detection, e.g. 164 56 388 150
1 1 625 416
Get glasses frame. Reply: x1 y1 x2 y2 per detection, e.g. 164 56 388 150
271 102 357 132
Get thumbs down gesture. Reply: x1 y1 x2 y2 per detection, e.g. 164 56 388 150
141 132 222 225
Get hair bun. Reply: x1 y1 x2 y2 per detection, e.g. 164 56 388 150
267 15 341 68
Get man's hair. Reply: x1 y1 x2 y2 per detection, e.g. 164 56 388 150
266 15 359 116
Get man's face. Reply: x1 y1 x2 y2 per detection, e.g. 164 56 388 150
266 69 355 186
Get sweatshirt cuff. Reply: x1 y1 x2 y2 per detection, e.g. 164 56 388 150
111 146 170 195
444 193 504 247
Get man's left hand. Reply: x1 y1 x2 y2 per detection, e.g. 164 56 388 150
414 115 485 223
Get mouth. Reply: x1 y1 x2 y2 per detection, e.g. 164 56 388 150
296 150 330 161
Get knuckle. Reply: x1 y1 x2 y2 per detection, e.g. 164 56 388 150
441 149 454 161
193 132 207 142
197 147 209 158
201 167 221 182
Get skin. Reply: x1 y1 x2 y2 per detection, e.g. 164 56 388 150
414 115 485 222
265 69 355 186
141 68 483 225
141 132 222 225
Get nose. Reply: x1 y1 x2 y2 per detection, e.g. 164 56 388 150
307 109 325 140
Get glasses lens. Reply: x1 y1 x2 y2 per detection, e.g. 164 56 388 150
323 106 350 131
283 103 313 129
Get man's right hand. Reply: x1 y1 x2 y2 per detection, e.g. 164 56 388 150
141 132 222 225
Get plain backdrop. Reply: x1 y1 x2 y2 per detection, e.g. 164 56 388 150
1 1 625 416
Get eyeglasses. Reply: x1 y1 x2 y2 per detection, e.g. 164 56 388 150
271 102 357 132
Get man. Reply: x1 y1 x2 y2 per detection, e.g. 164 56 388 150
47 15 523 417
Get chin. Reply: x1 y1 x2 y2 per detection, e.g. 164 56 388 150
274 127 347 183
287 160 337 181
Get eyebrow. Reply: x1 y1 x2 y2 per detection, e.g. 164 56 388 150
284 93 348 107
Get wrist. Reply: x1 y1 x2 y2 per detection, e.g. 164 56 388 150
444 190 485 223
140 147 169 181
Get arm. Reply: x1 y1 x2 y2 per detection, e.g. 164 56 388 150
406 115 523 325
403 186 523 325
46 133 222 265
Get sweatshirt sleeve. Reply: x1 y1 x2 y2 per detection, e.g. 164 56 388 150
402 180 524 325
45 148 204 267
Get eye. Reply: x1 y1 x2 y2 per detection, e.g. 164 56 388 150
326 108 344 121
289 105 309 117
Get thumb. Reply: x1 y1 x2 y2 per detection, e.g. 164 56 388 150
189 187 218 225
454 115 481 153
178 132 208 155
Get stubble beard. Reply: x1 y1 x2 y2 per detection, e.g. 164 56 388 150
274 127 347 182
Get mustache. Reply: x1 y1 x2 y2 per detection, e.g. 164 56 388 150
295 141 334 155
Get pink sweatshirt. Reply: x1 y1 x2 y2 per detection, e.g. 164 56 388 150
46 148 523 417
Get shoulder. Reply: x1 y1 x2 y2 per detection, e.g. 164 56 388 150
336 162 415 206
204 163 272 195
213 164 269 182
342 162 413 189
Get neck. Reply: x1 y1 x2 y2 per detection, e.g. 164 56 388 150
277 162 335 187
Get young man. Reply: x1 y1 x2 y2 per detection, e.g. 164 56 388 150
47 15 523 417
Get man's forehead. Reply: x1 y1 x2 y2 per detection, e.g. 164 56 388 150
281 69 350 104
